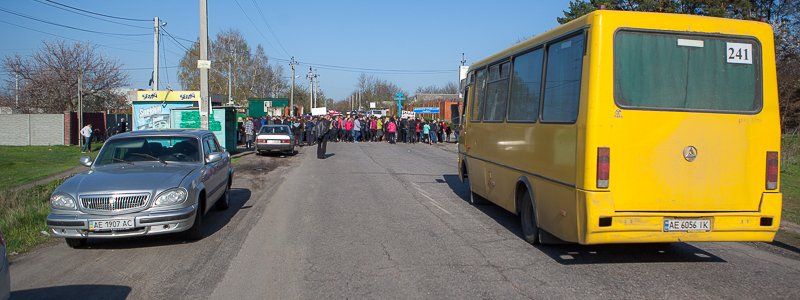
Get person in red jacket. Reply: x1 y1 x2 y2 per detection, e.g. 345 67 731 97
344 117 354 143
386 117 397 144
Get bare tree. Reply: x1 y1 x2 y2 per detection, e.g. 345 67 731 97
177 29 290 107
415 82 459 95
3 41 129 113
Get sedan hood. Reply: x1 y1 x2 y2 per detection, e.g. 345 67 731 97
63 163 199 195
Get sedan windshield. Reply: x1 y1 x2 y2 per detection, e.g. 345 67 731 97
259 126 290 134
96 136 201 165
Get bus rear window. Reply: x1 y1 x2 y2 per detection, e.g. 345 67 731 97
614 30 761 113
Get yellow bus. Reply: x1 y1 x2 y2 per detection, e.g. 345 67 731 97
457 10 782 245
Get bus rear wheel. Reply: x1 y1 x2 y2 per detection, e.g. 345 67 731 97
520 191 540 244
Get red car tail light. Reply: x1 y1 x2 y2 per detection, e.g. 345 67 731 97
766 151 778 190
597 147 610 189
281 139 291 144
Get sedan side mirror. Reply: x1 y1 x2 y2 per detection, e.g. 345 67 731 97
206 152 223 164
79 156 93 167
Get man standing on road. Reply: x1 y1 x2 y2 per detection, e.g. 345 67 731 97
80 123 93 153
244 117 254 149
399 117 408 144
353 117 362 143
316 115 332 159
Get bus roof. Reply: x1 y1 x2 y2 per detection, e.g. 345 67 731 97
468 10 771 71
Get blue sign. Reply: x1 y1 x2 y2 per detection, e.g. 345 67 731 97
394 92 405 114
413 107 440 114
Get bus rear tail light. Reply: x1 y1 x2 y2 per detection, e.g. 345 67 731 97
766 151 778 190
597 147 610 189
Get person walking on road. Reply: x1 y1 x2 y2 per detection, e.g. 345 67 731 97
316 115 332 159
80 123 93 153
305 118 315 146
423 121 431 145
344 118 354 143
370 117 378 142
353 117 362 143
444 122 452 142
414 119 422 143
244 117 255 149
387 117 397 144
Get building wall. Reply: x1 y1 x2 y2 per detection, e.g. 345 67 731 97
0 114 65 146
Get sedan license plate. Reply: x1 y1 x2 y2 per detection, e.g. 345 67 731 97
663 218 711 232
266 140 280 144
89 219 135 231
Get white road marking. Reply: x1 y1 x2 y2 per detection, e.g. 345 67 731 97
412 185 452 215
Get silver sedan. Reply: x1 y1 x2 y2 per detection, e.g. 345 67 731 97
46 130 234 248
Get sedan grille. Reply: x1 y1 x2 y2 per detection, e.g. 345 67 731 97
80 194 149 213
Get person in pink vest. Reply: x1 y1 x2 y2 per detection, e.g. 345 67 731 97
369 117 378 142
344 118 354 143
386 117 397 144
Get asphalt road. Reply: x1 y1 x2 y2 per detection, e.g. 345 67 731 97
9 142 800 299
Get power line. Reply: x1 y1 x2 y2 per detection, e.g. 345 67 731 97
271 57 453 74
0 7 150 37
231 0 284 59
249 0 290 57
32 0 150 29
0 19 146 54
41 0 151 22
161 27 191 52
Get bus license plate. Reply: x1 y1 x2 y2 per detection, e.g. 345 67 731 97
89 219 135 231
663 218 711 232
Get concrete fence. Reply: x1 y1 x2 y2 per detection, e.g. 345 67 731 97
0 114 65 146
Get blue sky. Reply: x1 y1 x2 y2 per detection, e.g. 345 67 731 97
0 0 571 99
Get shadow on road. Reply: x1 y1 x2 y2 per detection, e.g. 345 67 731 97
11 284 131 300
80 188 252 249
442 174 727 265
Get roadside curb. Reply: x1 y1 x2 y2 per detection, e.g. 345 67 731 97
231 150 255 158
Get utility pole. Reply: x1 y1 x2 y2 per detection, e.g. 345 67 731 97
199 0 210 129
289 57 297 116
314 71 319 108
307 67 314 108
152 16 160 91
77 73 83 148
227 49 233 105
14 72 19 107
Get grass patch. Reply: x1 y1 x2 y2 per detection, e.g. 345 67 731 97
0 144 99 191
782 134 799 224
0 180 61 254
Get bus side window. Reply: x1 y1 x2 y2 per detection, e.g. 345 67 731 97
508 48 544 122
541 33 585 123
471 69 487 122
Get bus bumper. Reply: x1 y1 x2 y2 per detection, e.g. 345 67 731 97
578 191 782 245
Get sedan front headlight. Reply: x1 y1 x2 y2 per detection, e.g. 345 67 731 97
153 188 188 207
50 194 77 210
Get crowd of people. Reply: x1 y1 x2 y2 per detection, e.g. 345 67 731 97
239 114 458 149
